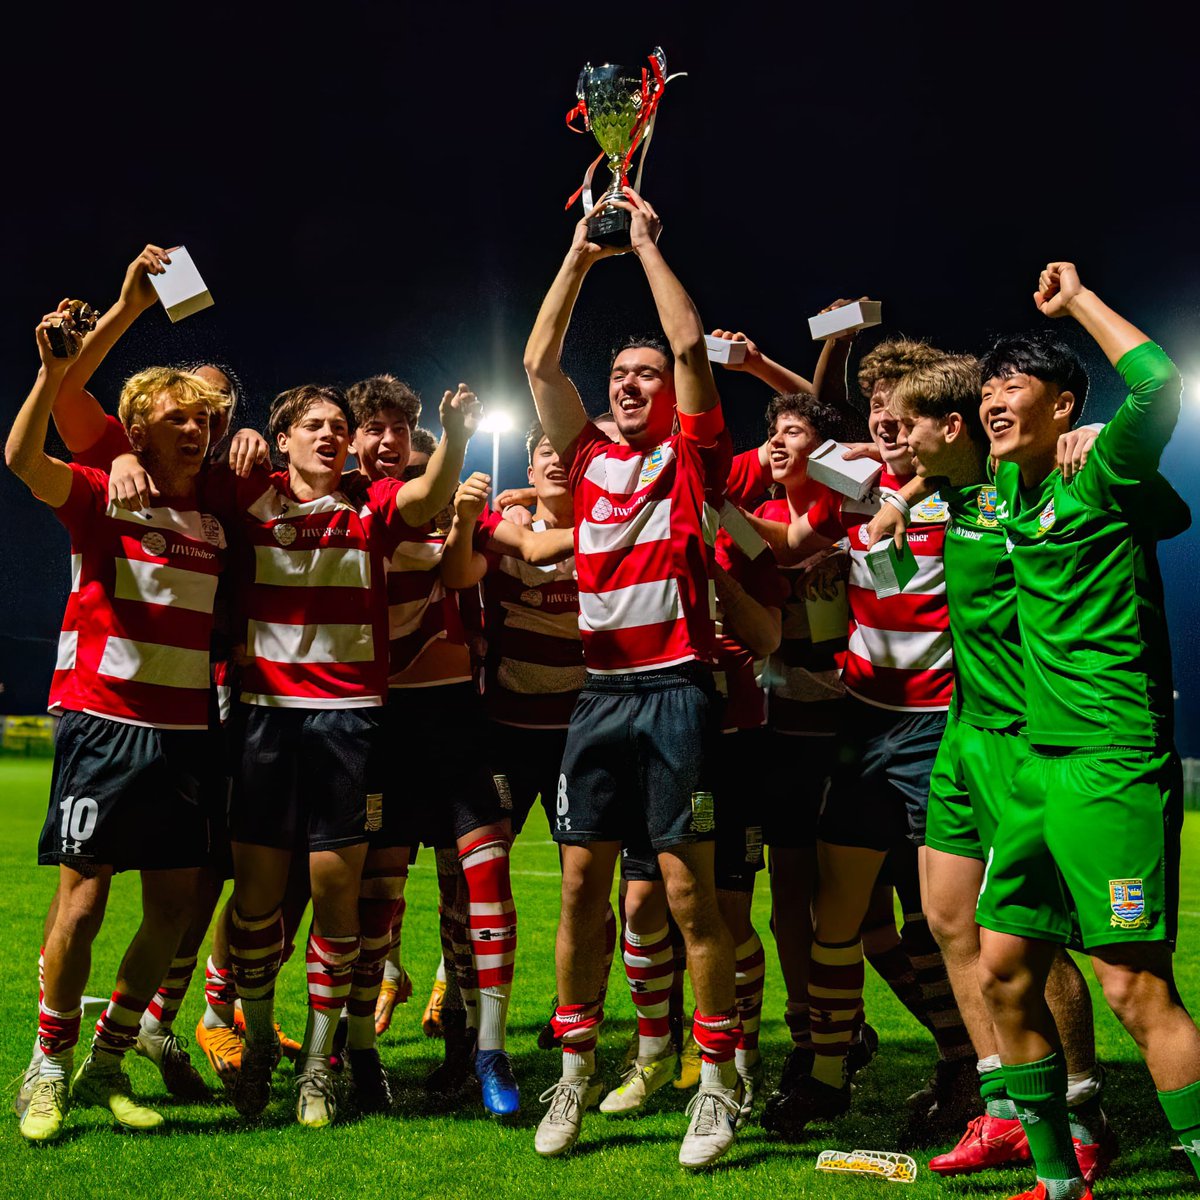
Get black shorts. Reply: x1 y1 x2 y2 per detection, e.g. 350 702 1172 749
556 665 717 852
818 699 947 851
387 685 504 849
230 705 384 853
39 710 213 873
711 728 767 892
763 730 837 849
487 722 568 837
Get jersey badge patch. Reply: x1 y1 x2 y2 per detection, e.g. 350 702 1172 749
590 496 613 522
1034 499 1056 538
273 522 298 546
201 514 223 546
141 531 167 557
690 790 715 834
976 486 998 527
911 495 949 523
1109 878 1149 928
521 587 543 607
638 446 666 489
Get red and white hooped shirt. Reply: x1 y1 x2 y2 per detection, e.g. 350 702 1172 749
806 474 952 711
49 465 226 730
565 410 732 674
208 469 414 708
474 508 583 728
755 488 848 735
725 447 773 510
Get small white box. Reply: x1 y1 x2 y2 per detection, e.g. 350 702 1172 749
808 300 882 341
705 334 748 365
150 246 214 323
805 439 882 500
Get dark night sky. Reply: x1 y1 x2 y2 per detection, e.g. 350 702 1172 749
2 4 1198 750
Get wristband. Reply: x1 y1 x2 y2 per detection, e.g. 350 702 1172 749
880 491 911 520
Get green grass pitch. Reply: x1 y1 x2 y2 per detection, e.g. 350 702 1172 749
0 757 1196 1198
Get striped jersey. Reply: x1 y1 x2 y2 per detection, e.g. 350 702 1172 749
49 465 226 730
755 489 848 734
808 473 952 711
213 469 413 708
566 409 732 674
385 528 469 685
475 508 583 728
725 447 772 509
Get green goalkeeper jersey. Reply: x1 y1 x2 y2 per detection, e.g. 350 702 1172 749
995 341 1191 749
943 481 1024 729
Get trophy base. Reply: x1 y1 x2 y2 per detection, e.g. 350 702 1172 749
587 206 632 248
46 324 73 359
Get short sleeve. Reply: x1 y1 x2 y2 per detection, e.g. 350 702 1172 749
725 448 772 509
564 422 616 492
52 464 107 534
805 489 846 540
474 508 506 571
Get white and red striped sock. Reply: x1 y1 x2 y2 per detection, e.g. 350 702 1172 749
93 990 151 1063
303 931 359 1069
37 1000 81 1082
693 1008 741 1089
202 955 237 1030
141 953 198 1038
229 906 285 1047
552 1001 602 1078
347 893 402 1050
624 924 674 1061
460 836 516 1052
734 931 765 1072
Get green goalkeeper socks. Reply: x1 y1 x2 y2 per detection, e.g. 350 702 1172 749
1003 1053 1082 1185
1158 1078 1200 1181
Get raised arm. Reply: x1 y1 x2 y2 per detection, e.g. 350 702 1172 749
53 246 170 452
708 329 815 396
523 207 623 454
6 312 80 508
395 384 479 528
440 472 491 589
616 188 717 418
1036 262 1180 476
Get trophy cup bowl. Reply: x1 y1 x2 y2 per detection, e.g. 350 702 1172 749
46 299 99 358
575 48 667 247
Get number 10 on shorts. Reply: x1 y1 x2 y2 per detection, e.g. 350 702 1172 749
59 794 98 854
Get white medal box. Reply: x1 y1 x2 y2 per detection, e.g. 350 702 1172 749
150 246 214 322
807 300 882 341
704 335 748 365
805 440 882 500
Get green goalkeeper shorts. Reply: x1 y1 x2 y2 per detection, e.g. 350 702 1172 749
975 746 1182 949
926 710 1026 862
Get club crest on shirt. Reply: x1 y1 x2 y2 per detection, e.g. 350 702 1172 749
638 445 666 489
140 531 167 557
1034 499 1056 537
591 496 613 522
690 790 715 834
201 514 223 546
1109 878 1149 928
911 495 948 523
976 486 998 527
521 587 543 607
273 522 298 546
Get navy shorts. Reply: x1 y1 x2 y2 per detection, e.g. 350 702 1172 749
818 699 947 851
230 704 383 853
486 721 568 837
386 685 504 849
763 731 837 849
40 710 213 873
557 665 717 852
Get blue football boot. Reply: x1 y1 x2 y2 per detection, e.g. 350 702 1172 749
475 1048 520 1117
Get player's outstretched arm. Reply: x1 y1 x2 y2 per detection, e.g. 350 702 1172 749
487 520 575 567
742 510 834 565
441 472 491 589
615 188 716 418
54 245 171 452
6 312 79 508
523 205 624 454
708 329 815 396
1036 261 1181 475
395 384 479 528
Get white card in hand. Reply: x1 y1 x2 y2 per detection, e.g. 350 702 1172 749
150 246 214 322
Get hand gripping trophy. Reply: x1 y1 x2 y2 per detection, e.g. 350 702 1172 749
565 46 681 247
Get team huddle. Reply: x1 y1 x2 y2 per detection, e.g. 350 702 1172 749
6 187 1199 1195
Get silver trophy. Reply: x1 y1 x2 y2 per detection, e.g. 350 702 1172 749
569 47 671 247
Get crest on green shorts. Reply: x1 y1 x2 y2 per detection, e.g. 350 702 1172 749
1109 878 1149 928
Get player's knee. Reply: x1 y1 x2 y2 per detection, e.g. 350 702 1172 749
977 949 1035 1014
925 899 977 957
1095 964 1156 1034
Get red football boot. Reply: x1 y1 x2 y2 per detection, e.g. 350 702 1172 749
1007 1182 1093 1200
1073 1123 1119 1184
929 1114 1032 1174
